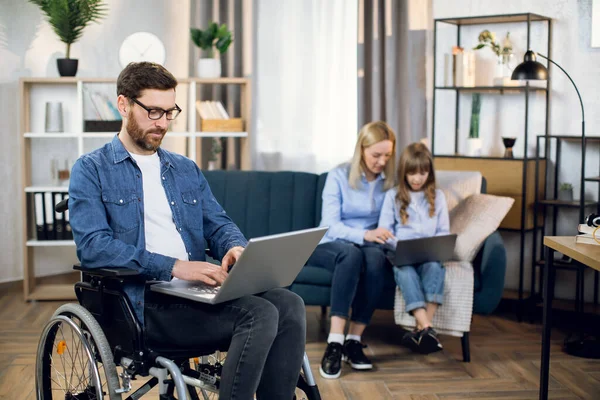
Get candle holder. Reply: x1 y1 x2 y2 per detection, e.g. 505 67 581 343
502 136 517 158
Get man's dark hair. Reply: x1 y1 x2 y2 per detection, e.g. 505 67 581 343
117 62 178 100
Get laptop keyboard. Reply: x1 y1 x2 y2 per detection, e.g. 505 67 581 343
189 285 221 295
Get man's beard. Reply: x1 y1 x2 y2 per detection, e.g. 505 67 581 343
126 116 166 152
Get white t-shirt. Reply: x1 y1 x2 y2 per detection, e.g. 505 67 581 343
129 152 189 262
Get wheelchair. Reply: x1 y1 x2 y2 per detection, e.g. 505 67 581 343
35 199 321 400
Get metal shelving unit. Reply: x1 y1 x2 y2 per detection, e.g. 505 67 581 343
532 135 600 314
431 13 552 320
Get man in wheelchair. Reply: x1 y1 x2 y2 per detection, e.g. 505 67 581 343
50 61 310 399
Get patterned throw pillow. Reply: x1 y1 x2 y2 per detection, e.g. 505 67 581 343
436 170 482 212
450 194 514 261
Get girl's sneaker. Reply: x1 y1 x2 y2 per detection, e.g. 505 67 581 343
401 329 421 353
418 327 443 354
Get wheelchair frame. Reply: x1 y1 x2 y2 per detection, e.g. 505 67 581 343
35 265 321 400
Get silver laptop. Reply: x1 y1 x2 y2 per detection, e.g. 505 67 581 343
389 234 457 267
150 226 328 304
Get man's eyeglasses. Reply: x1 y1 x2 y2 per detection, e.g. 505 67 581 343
131 98 182 120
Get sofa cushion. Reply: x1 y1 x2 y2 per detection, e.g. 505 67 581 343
436 170 483 211
450 194 514 262
295 265 334 286
203 171 319 238
315 173 328 227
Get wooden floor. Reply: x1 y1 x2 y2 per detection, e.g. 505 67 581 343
1 280 600 399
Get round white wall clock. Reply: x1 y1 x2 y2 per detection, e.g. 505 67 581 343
119 32 166 67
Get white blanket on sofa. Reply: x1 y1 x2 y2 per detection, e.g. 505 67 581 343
393 260 474 337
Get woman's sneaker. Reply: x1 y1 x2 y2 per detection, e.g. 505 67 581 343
320 342 343 379
342 339 373 370
418 327 443 354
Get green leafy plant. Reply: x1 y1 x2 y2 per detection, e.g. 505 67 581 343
469 93 481 139
29 0 107 59
209 138 223 162
190 22 233 58
559 183 573 191
473 30 512 57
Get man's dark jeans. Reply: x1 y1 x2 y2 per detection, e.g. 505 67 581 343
306 240 389 325
145 288 306 399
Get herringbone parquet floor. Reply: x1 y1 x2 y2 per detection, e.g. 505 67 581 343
1 279 600 399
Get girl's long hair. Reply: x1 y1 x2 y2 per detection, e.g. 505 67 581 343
395 142 437 225
348 121 396 190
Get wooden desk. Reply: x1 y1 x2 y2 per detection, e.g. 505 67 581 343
541 237 600 400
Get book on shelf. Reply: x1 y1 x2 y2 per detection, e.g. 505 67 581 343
576 224 599 245
195 100 230 120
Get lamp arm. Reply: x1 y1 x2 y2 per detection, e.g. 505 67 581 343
535 52 585 123
536 52 586 223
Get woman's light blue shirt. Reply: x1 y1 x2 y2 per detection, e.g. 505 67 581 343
319 163 387 245
378 188 450 246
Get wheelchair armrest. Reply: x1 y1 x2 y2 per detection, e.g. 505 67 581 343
73 264 141 277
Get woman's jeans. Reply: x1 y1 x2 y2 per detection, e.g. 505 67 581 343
144 288 306 400
306 240 388 325
393 261 445 313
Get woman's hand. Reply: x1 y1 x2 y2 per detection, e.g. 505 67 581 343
364 228 396 244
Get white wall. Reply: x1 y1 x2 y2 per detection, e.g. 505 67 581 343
0 0 190 283
431 0 600 301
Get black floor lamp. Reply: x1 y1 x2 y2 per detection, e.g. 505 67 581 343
512 51 599 361
511 50 586 223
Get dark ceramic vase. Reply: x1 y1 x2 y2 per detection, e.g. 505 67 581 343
502 136 517 159
57 58 78 77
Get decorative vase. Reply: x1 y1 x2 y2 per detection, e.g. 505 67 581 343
493 54 515 86
45 102 64 132
197 58 221 78
207 160 217 170
466 138 482 157
502 136 517 158
57 58 78 77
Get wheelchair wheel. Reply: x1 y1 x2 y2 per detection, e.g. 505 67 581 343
36 303 123 399
187 351 226 399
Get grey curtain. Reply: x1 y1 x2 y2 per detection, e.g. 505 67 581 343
189 0 251 169
358 0 427 150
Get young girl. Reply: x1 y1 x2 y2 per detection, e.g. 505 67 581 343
378 142 449 354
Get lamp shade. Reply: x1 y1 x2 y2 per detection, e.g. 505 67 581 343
511 50 548 80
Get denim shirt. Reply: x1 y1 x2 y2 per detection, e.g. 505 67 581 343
319 163 387 245
68 135 248 324
378 188 450 245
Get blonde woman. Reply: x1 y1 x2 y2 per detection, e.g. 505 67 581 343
307 121 396 379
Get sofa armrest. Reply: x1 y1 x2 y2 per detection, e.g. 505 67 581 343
472 231 506 315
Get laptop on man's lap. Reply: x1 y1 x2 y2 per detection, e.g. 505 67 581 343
151 227 328 304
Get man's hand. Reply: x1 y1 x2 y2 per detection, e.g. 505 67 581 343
221 246 245 272
364 228 395 244
171 260 228 286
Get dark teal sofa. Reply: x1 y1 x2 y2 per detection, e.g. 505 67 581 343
203 170 507 316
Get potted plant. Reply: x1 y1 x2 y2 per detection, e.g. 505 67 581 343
558 183 574 202
29 0 108 77
466 93 482 156
190 22 233 78
207 138 223 170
